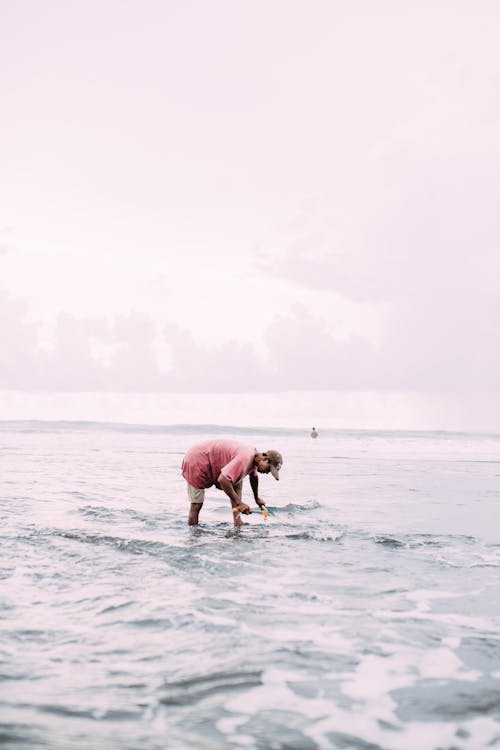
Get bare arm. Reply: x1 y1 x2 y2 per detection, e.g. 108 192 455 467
217 473 251 514
249 473 265 507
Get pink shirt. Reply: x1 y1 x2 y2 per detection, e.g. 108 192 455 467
182 440 257 489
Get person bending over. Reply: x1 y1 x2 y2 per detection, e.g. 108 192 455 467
181 439 282 526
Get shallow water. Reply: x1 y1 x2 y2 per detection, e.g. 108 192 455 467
1 422 500 749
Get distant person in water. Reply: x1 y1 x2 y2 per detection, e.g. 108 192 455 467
310 427 318 438
182 440 283 526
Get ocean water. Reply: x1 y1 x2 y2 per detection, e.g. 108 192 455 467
1 421 499 750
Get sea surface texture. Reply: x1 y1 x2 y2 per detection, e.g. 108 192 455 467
1 421 499 750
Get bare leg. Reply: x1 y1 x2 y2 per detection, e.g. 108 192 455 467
188 502 203 525
232 481 245 526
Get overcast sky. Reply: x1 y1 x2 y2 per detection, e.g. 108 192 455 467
1 0 499 400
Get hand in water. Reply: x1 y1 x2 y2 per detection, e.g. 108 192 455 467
233 503 252 515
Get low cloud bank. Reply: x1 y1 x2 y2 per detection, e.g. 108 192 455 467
2 287 499 393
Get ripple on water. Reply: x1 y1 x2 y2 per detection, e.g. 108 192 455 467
2 424 500 750
159 670 263 706
393 679 500 721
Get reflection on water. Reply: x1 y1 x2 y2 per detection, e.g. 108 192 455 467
1 422 500 749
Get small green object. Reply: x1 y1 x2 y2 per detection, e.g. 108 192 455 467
266 507 277 517
253 506 277 517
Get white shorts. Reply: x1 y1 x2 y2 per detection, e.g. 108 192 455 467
187 482 205 505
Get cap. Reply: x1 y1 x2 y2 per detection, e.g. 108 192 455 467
264 449 283 480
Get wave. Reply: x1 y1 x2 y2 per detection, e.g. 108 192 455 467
373 533 477 549
37 704 140 720
0 420 308 437
52 530 177 558
159 669 263 706
283 529 344 542
3 419 500 440
271 501 322 514
393 680 500 721
369 532 500 568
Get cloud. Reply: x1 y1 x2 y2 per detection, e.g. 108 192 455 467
255 136 500 391
260 149 500 306
106 313 166 390
0 299 166 391
0 292 41 388
162 324 268 392
38 314 112 390
262 307 376 390
41 312 171 391
2 282 500 393
2 0 499 401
